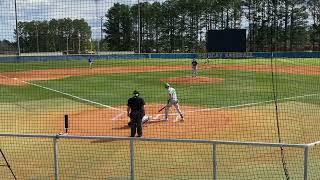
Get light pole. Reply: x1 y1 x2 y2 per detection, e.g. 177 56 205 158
14 0 20 55
66 34 69 55
100 16 103 53
90 38 93 52
36 24 39 53
97 16 103 54
138 0 141 54
94 0 103 54
78 32 81 54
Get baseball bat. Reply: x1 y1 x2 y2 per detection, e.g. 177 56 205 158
158 105 167 113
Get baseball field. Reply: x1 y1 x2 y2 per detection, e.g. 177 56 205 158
1 57 320 179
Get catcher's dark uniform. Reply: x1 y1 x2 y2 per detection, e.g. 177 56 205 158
127 94 145 137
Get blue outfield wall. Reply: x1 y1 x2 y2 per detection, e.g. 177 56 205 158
0 52 320 62
198 52 320 59
150 53 197 59
0 54 149 62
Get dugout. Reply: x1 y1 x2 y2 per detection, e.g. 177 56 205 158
206 29 246 52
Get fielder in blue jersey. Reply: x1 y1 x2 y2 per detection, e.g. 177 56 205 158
88 56 93 68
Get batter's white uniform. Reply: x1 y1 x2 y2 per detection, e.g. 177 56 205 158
165 87 183 120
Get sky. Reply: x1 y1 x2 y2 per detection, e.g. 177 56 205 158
0 0 142 41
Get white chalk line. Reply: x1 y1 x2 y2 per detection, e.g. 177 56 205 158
146 93 320 119
182 93 320 114
113 93 320 122
112 113 125 121
0 74 124 113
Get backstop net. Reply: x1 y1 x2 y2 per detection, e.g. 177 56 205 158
1 0 320 179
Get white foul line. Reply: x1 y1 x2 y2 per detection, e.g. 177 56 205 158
184 93 320 114
111 113 125 121
0 74 124 112
149 93 320 117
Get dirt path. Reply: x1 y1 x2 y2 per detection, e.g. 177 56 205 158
61 104 236 139
1 64 318 86
200 64 320 75
0 65 190 86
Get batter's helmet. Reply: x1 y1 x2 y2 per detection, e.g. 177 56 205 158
164 83 170 88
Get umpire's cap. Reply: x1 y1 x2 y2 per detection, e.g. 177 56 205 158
133 90 140 96
164 83 170 88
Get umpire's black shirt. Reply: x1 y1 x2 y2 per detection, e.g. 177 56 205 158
127 96 145 113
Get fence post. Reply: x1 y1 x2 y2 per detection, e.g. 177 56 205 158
213 144 217 180
304 146 309 180
130 138 135 180
53 137 59 180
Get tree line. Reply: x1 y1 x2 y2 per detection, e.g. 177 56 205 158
16 18 92 53
7 0 320 53
105 0 320 52
0 40 15 54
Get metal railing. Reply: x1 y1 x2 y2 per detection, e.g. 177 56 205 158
0 133 319 180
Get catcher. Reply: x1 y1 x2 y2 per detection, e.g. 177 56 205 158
127 90 145 137
128 115 151 127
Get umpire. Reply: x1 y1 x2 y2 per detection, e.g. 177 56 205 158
127 90 145 137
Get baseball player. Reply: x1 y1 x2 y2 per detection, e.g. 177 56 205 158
128 115 151 127
142 115 151 124
88 56 93 68
164 83 184 121
191 58 198 77
127 90 145 137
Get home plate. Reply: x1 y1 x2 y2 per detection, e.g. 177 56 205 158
112 113 124 121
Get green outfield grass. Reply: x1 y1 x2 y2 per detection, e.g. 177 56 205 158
1 63 320 107
1 58 320 179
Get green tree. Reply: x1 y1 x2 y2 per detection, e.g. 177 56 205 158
105 3 133 51
16 18 92 53
101 0 314 52
307 0 320 50
277 0 308 51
